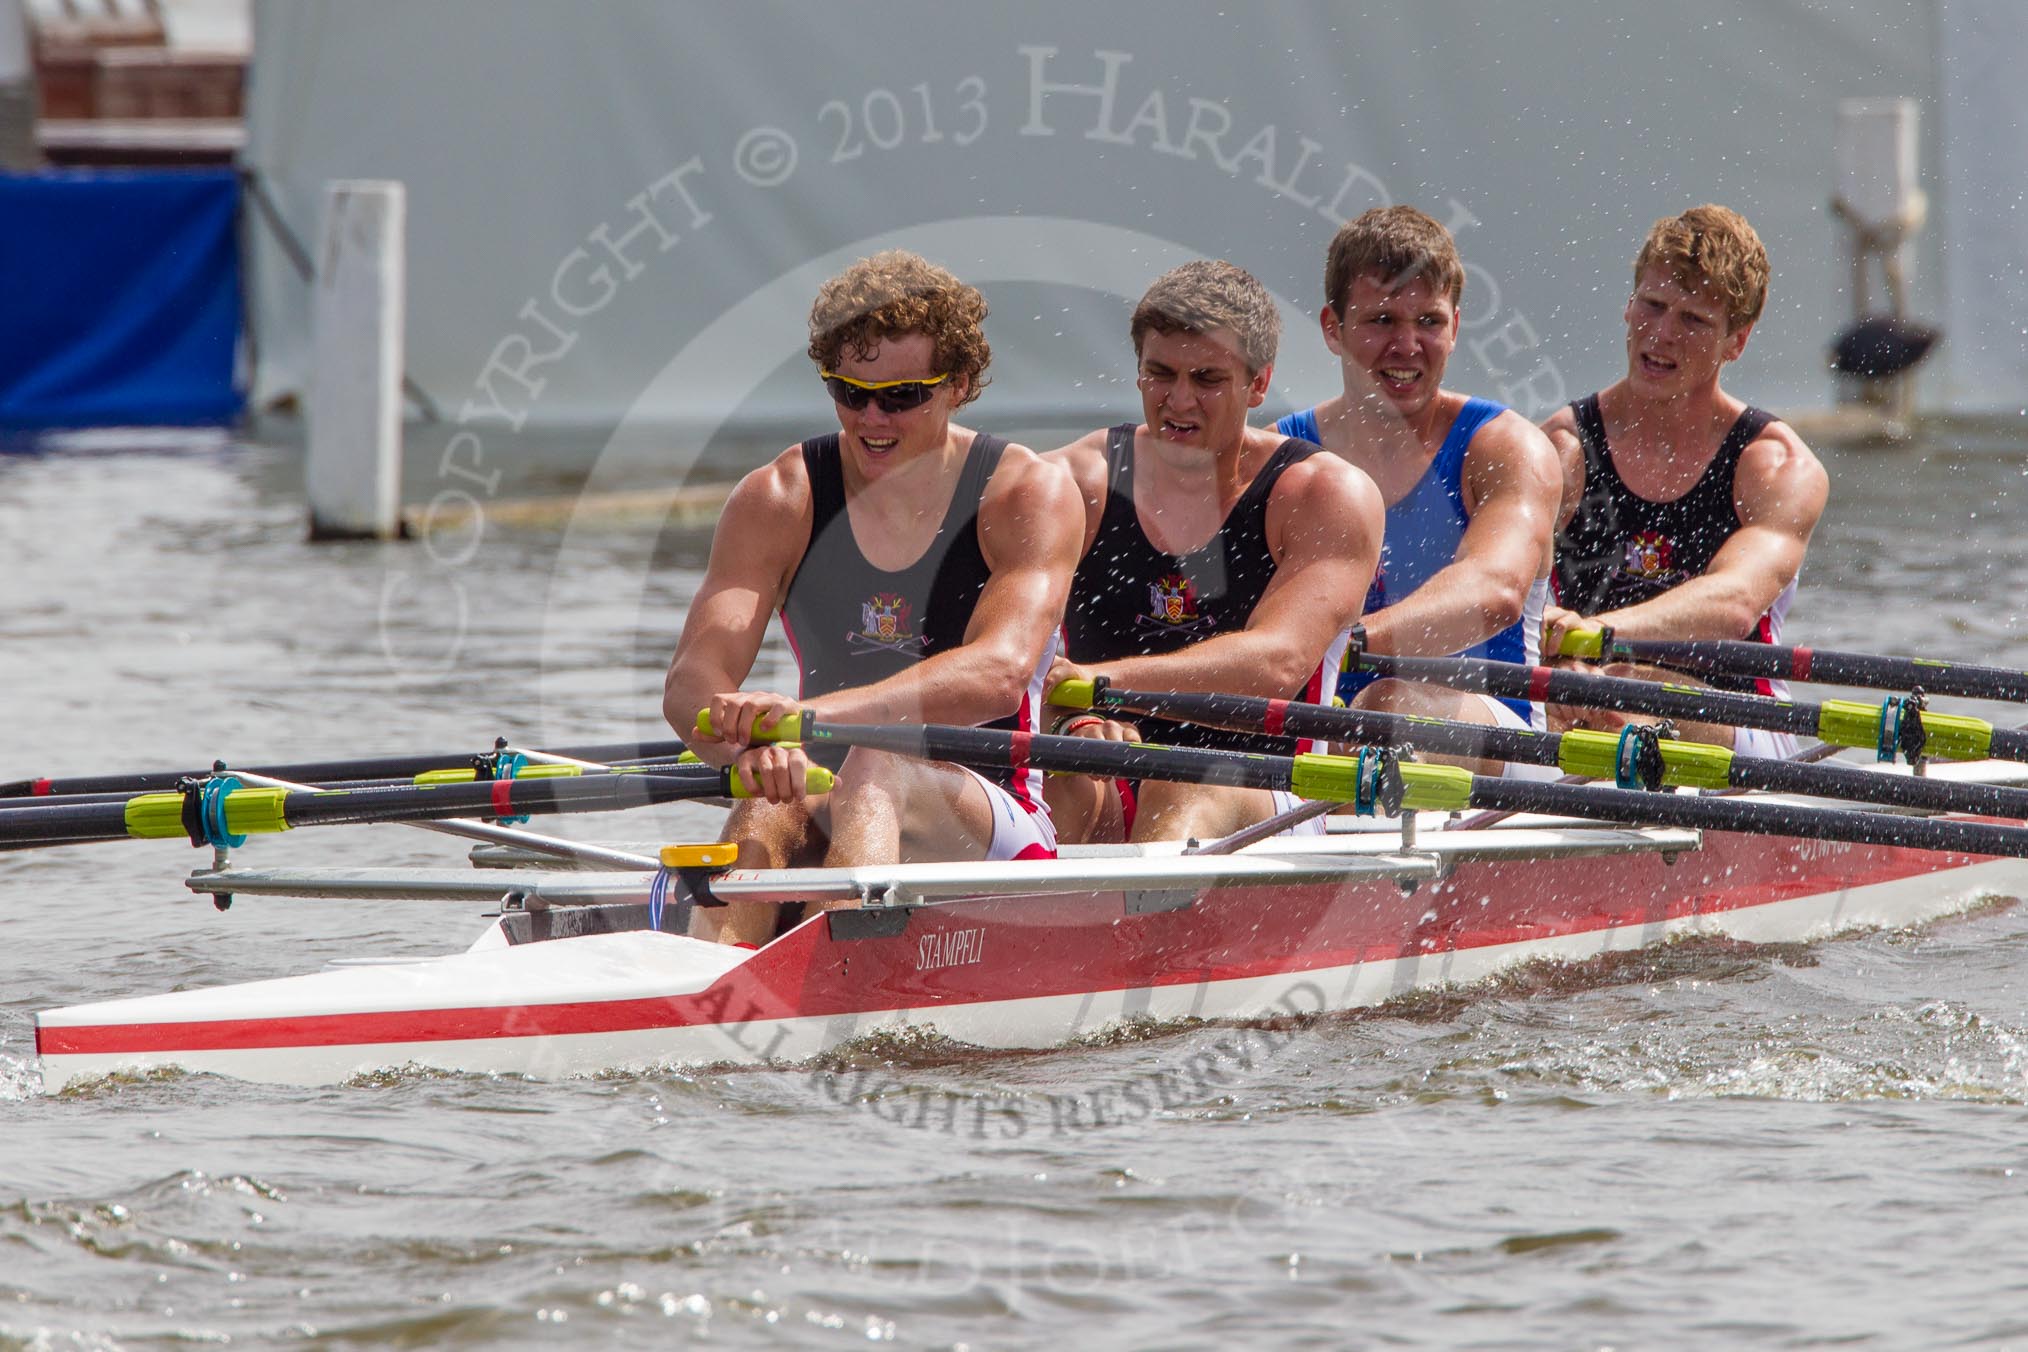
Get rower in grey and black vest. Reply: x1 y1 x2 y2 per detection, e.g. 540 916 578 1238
1552 394 1795 702
780 431 1054 814
1063 424 1349 757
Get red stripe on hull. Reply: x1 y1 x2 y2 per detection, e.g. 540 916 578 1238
37 831 1996 1061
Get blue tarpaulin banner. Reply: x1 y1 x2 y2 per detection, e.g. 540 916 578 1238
0 169 243 428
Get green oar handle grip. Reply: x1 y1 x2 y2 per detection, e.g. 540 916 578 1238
1286 755 1475 812
1555 627 1608 660
1817 700 1994 761
1048 678 1101 710
725 763 834 799
693 708 805 744
1556 728 1736 789
123 786 292 840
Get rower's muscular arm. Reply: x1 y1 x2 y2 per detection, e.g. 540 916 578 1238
661 449 812 766
1078 455 1383 696
1578 424 1827 644
1045 429 1115 558
1360 411 1560 657
800 446 1083 727
1540 404 1587 531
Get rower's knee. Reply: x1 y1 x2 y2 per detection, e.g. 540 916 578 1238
1351 677 1423 713
832 745 919 793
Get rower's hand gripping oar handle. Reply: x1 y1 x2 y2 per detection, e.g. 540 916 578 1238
691 709 832 795
693 708 806 744
1552 626 1612 660
1045 677 1109 710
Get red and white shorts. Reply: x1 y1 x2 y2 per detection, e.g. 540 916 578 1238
962 767 1058 861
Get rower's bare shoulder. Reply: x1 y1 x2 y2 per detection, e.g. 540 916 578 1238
1735 420 1828 525
980 441 1083 534
717 445 815 542
1474 409 1561 470
1039 428 1114 517
1741 419 1826 486
1276 445 1384 521
1538 402 1582 442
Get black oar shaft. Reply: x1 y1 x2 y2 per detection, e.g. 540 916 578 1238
1588 637 2028 704
0 769 734 850
1075 683 2028 822
1364 653 1824 736
1468 776 2028 860
795 715 2028 862
0 737 692 800
1363 652 2028 765
0 755 701 815
795 719 1298 793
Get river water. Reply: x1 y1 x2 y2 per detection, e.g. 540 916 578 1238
4 427 2028 1349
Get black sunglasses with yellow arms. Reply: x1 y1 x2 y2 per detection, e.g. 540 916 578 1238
820 370 951 413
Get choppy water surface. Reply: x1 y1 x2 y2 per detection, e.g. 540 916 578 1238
4 431 2028 1349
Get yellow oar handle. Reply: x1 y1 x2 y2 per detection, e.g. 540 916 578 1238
124 787 292 840
693 708 805 744
1556 728 1735 788
1554 627 1608 660
725 762 833 799
1286 755 1474 811
1818 699 1993 760
1049 678 1099 709
412 762 582 787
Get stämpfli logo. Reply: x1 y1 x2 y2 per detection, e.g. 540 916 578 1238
850 591 925 656
1137 573 1213 634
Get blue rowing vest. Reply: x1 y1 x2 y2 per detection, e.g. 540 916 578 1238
1278 398 1541 719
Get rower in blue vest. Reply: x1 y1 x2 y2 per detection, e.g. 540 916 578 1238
1279 206 1564 776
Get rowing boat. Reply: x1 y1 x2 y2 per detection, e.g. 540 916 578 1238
35 755 2028 1090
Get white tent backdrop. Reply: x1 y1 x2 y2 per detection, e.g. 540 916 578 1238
247 1 2024 446
1938 0 2028 411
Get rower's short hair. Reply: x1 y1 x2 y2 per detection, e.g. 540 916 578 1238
807 250 989 405
1130 260 1280 374
1634 205 1770 332
1324 206 1466 314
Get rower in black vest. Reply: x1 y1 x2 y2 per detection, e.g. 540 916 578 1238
782 430 1044 806
1065 424 1333 757
1554 394 1788 695
1540 205 1827 758
1042 259 1383 848
663 250 1085 946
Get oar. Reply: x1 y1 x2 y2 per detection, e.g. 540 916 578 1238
0 764 828 851
0 754 703 815
724 712 2028 862
1051 679 2028 821
1355 653 2028 767
0 736 693 800
1555 630 2028 704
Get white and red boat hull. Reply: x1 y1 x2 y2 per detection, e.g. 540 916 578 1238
35 815 2028 1090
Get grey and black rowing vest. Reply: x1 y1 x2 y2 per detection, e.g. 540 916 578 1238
780 432 1050 803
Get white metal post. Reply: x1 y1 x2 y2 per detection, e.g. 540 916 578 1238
307 179 407 540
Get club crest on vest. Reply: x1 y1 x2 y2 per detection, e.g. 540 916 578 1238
850 592 925 655
1136 573 1213 634
1622 530 1678 582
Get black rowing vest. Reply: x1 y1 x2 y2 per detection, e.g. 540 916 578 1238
780 432 1048 802
1064 424 1329 756
1553 393 1791 694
